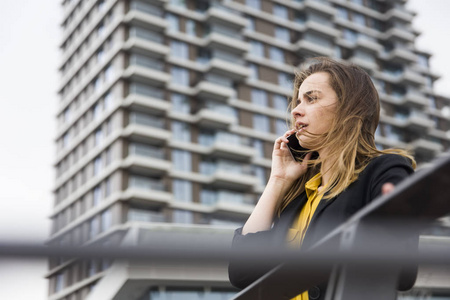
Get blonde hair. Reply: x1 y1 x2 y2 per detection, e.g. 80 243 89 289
278 58 415 214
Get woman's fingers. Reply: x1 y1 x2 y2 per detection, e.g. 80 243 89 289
274 129 296 150
382 182 395 195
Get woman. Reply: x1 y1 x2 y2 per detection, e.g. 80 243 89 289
228 58 417 299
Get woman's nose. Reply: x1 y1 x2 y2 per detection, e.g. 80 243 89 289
291 104 304 118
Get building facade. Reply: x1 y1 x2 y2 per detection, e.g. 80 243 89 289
49 0 450 299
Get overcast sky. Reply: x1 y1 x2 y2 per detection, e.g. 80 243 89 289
0 0 449 299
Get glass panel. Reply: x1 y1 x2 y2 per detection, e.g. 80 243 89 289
251 89 268 107
253 114 270 132
172 150 192 172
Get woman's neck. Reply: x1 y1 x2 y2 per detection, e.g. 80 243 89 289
318 150 336 189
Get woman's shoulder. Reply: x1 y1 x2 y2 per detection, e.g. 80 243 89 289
368 153 414 168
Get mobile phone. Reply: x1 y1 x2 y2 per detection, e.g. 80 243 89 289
287 133 318 161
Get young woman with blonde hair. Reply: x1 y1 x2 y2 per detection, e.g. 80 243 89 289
228 57 417 300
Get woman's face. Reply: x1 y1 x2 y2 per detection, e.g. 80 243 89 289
291 72 338 149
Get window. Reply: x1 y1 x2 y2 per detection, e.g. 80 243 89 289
250 40 264 57
130 82 163 99
254 166 267 186
94 128 103 146
273 94 288 112
167 14 179 32
186 19 196 36
131 53 163 70
170 0 186 7
104 92 113 110
104 65 114 82
129 175 164 191
253 139 264 157
273 4 288 19
417 55 429 68
269 46 284 63
62 132 69 148
275 26 290 42
94 156 102 176
89 217 100 239
97 22 104 37
172 149 192 172
353 13 365 26
173 210 193 223
171 93 190 113
97 48 105 63
200 159 216 175
101 209 112 232
94 76 102 92
172 121 191 142
251 89 268 107
55 273 64 292
200 189 217 205
130 27 163 43
170 40 189 59
197 47 211 64
343 29 358 43
275 119 288 136
93 185 102 206
253 114 270 132
337 7 348 20
171 67 189 86
278 72 293 90
247 17 255 31
249 63 258 80
246 0 261 10
173 179 192 202
105 177 111 197
130 111 164 128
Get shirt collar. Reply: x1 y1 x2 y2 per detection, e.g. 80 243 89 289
305 173 322 199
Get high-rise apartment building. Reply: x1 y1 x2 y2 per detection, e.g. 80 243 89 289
49 0 450 299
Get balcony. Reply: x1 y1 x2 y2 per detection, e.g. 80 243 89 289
295 40 333 57
123 10 167 32
410 138 443 156
348 56 377 71
383 27 415 43
122 124 171 145
206 141 256 162
304 0 335 16
384 7 414 23
195 108 237 129
209 170 259 191
121 188 172 208
122 65 170 87
123 37 170 58
403 113 435 133
399 69 426 85
123 94 170 116
206 58 250 80
303 21 340 39
355 37 383 54
401 91 429 107
194 81 235 101
383 48 417 64
204 32 249 54
205 7 247 30
212 200 254 218
123 155 171 176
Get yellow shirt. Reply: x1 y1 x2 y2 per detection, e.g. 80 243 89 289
286 173 324 300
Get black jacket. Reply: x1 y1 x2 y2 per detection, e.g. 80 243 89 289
228 154 417 299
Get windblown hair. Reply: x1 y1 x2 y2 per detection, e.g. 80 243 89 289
278 57 415 214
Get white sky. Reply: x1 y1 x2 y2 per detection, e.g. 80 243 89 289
0 0 448 299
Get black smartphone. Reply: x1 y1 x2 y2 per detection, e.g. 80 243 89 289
287 133 318 161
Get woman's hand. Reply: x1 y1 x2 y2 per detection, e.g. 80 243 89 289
270 129 311 184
